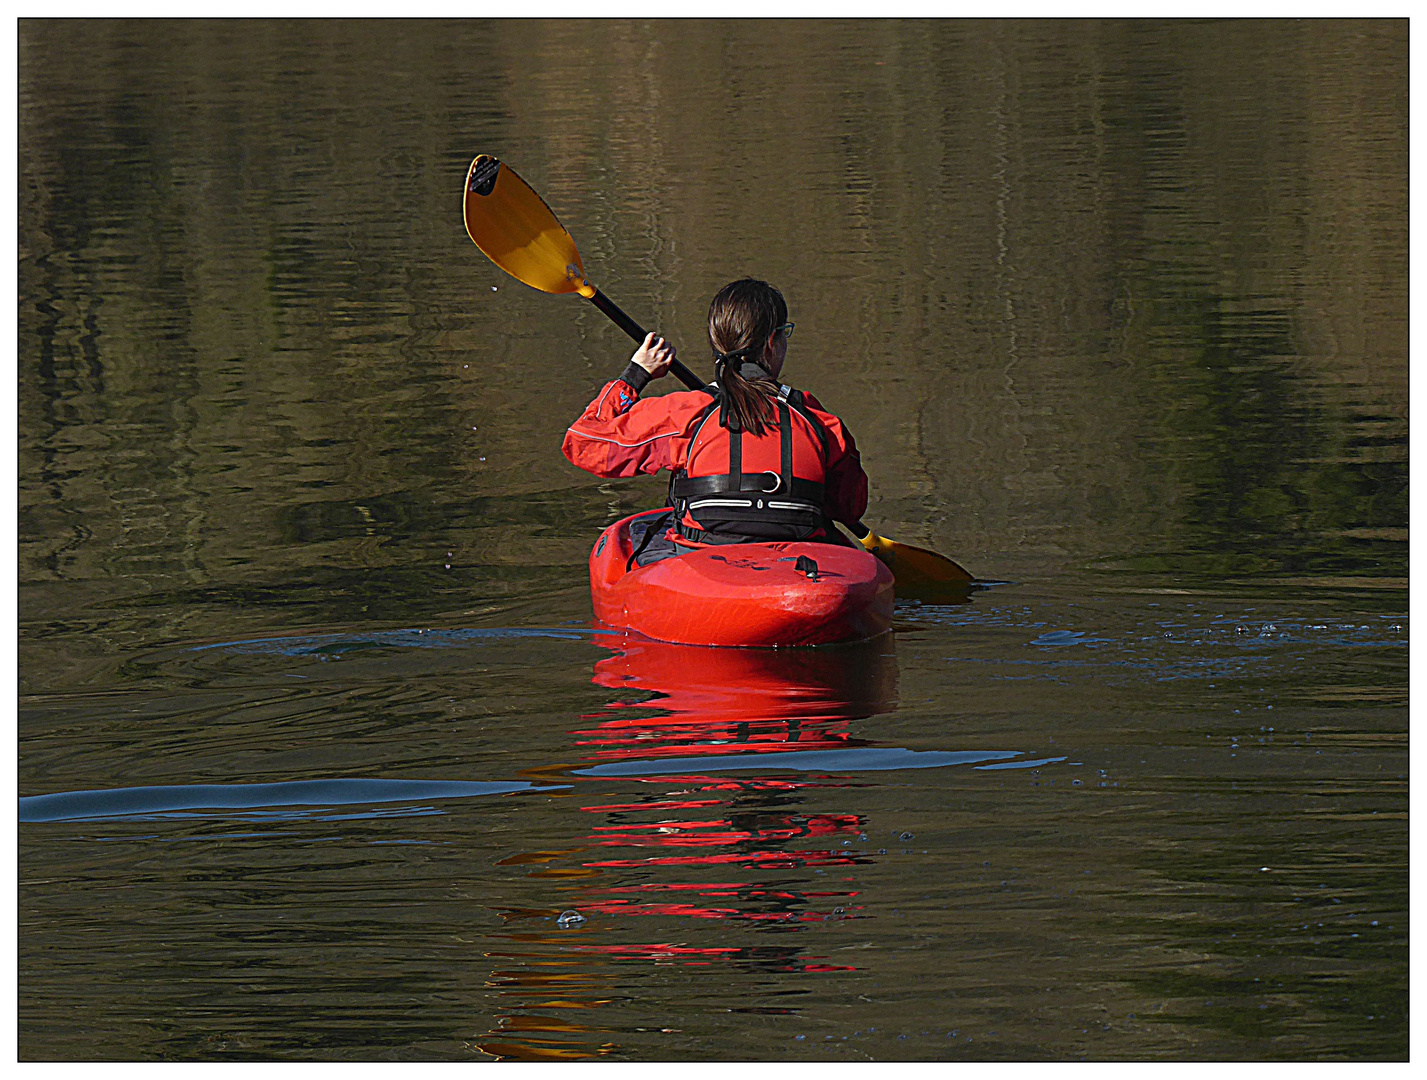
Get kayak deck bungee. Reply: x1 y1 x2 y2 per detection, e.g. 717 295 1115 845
589 509 895 647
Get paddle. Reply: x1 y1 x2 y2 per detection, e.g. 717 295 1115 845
462 154 974 591
462 154 705 392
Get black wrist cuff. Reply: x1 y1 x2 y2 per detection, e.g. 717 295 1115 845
620 362 652 393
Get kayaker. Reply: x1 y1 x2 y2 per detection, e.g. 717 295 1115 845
562 278 868 563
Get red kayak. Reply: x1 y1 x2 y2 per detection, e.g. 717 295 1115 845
588 509 895 647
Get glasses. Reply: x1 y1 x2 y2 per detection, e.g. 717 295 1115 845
775 321 795 339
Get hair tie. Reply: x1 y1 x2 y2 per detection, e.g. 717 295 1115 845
713 345 768 375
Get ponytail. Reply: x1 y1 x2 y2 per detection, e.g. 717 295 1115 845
714 356 779 436
707 279 787 437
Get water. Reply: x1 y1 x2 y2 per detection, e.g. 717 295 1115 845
18 19 1407 1060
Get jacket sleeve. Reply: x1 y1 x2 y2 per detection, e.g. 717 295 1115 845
561 366 691 478
802 392 869 527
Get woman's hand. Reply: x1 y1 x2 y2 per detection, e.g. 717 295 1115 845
631 332 676 379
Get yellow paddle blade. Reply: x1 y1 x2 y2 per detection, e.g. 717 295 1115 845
859 528 974 601
463 155 596 298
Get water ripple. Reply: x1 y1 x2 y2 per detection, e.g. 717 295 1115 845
575 748 1022 778
19 777 568 823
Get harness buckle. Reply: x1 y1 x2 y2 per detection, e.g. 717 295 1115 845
758 470 781 494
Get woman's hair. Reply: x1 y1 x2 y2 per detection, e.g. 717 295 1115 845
707 278 786 436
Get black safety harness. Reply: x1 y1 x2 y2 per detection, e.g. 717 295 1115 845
669 383 835 544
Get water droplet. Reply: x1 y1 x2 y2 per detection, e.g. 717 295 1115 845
555 910 585 929
899 832 914 841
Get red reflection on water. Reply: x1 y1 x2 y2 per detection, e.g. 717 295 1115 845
563 637 896 876
578 879 863 924
580 849 866 870
478 635 896 1059
602 776 857 793
564 634 897 876
574 632 898 761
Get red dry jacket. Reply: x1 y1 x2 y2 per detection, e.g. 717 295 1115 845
562 371 868 535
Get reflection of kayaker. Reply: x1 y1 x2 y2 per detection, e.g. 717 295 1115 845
476 634 888 1059
570 635 892 879
563 279 894 645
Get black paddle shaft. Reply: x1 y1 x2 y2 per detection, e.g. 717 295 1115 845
585 288 704 391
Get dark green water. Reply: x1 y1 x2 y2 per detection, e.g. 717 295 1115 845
18 19 1407 1060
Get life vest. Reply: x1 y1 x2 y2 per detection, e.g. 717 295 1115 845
669 383 833 543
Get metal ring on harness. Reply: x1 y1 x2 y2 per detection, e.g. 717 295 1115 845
758 470 781 494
